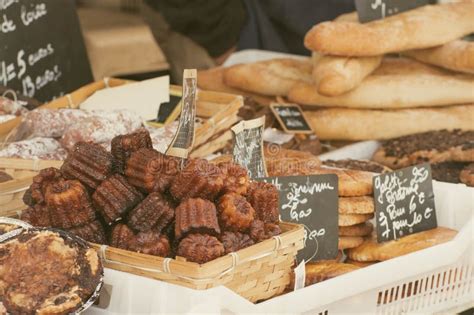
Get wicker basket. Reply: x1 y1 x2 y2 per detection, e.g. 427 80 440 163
0 158 63 216
92 222 304 303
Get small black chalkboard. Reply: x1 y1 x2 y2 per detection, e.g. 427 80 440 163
232 116 267 179
355 0 430 23
0 0 93 102
166 69 197 159
270 103 313 134
259 174 339 263
373 163 437 243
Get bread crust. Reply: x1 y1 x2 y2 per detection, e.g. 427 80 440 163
403 40 474 74
305 3 474 56
305 105 474 141
223 58 313 96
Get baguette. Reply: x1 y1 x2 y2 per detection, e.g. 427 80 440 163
403 40 474 74
313 55 382 96
311 11 382 96
305 3 474 56
197 67 273 105
289 58 474 109
305 105 474 140
223 58 313 96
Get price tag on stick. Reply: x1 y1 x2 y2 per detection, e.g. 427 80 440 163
270 103 313 134
166 69 197 160
373 163 437 243
258 174 339 263
231 116 267 179
355 0 430 23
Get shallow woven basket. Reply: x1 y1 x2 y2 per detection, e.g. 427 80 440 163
92 222 304 302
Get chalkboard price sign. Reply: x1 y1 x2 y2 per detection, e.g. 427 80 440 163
270 103 313 134
0 0 93 102
259 174 339 263
373 163 437 243
232 116 267 179
355 0 430 23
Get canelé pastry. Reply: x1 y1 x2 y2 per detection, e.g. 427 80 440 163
129 231 170 257
175 198 221 240
22 187 34 206
170 159 224 201
220 231 254 254
92 174 143 224
127 192 175 232
110 223 135 249
0 229 103 314
246 181 279 224
177 234 225 264
125 148 180 193
68 220 107 244
217 193 255 231
111 128 153 174
29 167 63 205
218 162 250 195
61 142 113 189
20 204 53 227
45 179 96 229
109 224 170 257
249 220 281 242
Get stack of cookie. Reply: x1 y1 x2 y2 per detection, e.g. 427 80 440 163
309 165 376 254
373 129 474 187
291 2 474 140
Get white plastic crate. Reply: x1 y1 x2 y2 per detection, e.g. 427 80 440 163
254 180 473 314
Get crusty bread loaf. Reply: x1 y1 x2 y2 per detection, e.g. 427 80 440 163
305 105 474 140
197 67 273 105
289 58 474 109
313 55 382 96
223 58 313 96
305 3 474 56
403 40 474 74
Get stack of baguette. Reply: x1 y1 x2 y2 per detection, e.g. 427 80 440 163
199 2 474 141
294 2 474 140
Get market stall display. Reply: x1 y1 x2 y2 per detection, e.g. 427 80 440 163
1 1 473 313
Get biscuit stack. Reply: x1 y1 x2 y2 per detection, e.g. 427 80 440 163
294 2 474 140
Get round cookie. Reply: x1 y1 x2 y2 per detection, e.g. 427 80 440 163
339 196 374 214
339 213 374 226
338 236 364 250
339 222 374 237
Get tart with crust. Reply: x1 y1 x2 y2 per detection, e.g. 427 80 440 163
0 228 103 314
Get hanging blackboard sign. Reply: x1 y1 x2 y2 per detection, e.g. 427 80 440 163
166 69 197 160
232 116 267 179
270 103 313 134
0 0 93 102
355 0 430 23
373 163 437 243
258 174 339 263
